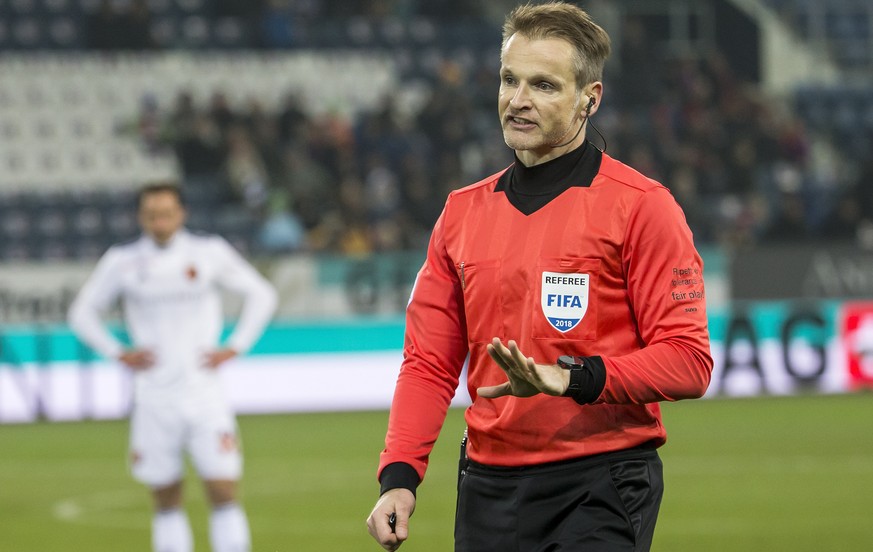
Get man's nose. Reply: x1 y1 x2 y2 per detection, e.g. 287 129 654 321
509 84 532 109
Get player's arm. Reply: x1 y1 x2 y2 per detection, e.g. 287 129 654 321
209 237 278 364
595 186 713 404
368 208 469 549
68 248 129 362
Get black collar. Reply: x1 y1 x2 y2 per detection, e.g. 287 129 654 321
494 141 602 215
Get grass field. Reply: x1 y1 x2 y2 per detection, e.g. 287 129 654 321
2 393 872 551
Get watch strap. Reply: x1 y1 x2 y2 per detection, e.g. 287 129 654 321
558 355 585 396
557 355 607 405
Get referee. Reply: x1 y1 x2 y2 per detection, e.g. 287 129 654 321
367 2 713 551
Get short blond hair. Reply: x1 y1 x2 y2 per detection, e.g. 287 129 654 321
502 2 611 90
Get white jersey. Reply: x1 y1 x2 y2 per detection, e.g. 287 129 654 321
68 229 278 405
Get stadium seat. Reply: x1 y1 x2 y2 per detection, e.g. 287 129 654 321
176 0 205 13
44 0 74 14
0 241 32 261
9 0 38 15
213 17 245 48
0 200 34 241
181 15 209 47
408 17 437 45
150 17 177 48
0 20 9 49
47 16 79 47
12 18 44 48
379 17 406 45
35 207 71 242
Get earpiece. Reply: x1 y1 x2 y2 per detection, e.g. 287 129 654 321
552 94 599 149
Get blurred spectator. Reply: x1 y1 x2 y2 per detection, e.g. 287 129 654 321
415 0 484 20
362 154 401 222
617 15 660 109
119 0 155 50
225 125 271 211
277 92 308 146
85 0 154 50
101 4 861 257
208 92 237 133
215 0 265 17
168 91 199 142
85 0 122 50
819 192 862 242
132 53 839 254
173 113 225 178
4 0 869 263
761 190 809 243
259 0 297 48
308 211 373 255
280 144 334 230
257 190 307 253
398 153 443 244
855 154 873 221
134 94 163 154
851 152 873 249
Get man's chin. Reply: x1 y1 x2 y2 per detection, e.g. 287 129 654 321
503 132 543 152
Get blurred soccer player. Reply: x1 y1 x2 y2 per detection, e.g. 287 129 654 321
367 3 712 551
69 182 277 552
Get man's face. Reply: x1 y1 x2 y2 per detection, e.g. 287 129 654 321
498 34 584 166
138 191 185 245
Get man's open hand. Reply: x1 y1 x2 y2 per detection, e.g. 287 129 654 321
478 338 569 399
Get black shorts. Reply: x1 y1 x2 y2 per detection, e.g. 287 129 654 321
454 444 664 552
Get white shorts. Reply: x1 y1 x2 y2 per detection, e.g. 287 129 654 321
128 398 242 487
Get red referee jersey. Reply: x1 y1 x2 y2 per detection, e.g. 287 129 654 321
379 151 712 483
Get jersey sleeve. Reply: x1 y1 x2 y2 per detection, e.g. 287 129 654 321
598 186 713 404
377 207 470 484
212 238 278 354
67 248 126 359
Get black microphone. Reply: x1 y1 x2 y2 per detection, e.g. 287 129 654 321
550 119 586 149
550 96 600 150
581 97 608 152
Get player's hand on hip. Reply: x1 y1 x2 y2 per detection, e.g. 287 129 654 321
118 349 155 371
367 488 415 551
479 338 569 398
203 348 238 369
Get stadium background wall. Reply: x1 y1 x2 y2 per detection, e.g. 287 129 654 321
2 296 872 424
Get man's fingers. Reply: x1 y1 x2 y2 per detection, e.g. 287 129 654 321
367 512 401 550
486 342 513 373
489 338 523 372
367 488 414 550
393 511 410 541
490 339 537 379
121 350 154 370
477 382 512 398
486 338 559 397
508 341 532 369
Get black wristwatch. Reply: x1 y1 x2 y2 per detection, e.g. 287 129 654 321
557 355 585 397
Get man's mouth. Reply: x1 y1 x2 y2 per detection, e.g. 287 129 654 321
506 115 536 128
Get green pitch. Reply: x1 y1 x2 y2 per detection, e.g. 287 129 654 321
2 393 872 551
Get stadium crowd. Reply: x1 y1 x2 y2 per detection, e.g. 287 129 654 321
101 1 873 255
132 57 871 256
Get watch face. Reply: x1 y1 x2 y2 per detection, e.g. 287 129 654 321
557 355 576 369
